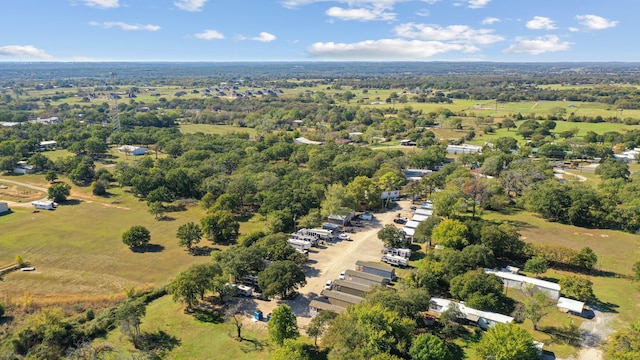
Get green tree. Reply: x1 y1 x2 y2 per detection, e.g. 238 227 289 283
604 321 640 360
409 333 453 360
571 247 598 270
475 323 539 360
450 270 505 312
377 224 407 249
167 263 222 309
412 216 441 246
271 339 312 360
213 245 265 282
258 260 306 300
524 256 549 277
118 300 146 347
463 177 490 219
559 275 596 303
432 187 466 218
480 223 525 259
522 288 552 331
632 261 640 281
323 302 415 360
121 225 151 249
147 201 165 220
200 210 240 244
92 180 108 195
268 304 299 347
595 158 630 180
47 182 71 203
176 221 203 252
306 310 338 348
431 219 469 250
44 170 58 183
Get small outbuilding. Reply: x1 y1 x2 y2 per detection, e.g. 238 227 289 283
557 297 585 315
321 289 364 308
0 202 9 214
355 261 396 282
344 269 388 286
309 300 346 315
118 145 147 156
332 279 373 297
485 268 561 300
14 161 35 174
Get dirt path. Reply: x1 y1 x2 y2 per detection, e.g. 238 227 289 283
558 309 616 360
553 169 588 182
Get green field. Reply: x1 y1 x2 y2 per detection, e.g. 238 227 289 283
179 124 258 137
0 177 211 303
95 295 272 359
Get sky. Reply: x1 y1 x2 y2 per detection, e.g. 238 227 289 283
0 0 635 62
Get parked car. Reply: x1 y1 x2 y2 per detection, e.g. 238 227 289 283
359 213 373 221
324 280 333 290
393 217 407 224
339 271 346 280
338 233 351 241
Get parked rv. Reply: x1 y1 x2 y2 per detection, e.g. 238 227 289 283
381 254 409 267
288 238 312 250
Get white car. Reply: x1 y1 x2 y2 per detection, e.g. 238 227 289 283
338 233 351 241
339 271 346 280
324 280 333 290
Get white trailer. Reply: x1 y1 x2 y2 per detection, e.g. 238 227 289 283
288 238 312 250
382 248 412 259
381 254 409 267
32 200 55 210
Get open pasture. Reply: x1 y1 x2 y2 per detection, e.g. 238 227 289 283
0 181 210 302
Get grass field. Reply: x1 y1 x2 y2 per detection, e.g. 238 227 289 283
95 295 272 360
484 209 640 329
179 124 258 137
0 176 212 302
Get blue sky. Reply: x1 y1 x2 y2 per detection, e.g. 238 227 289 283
0 0 634 62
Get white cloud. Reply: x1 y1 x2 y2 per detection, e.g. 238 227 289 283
416 9 430 17
239 32 277 42
0 45 52 59
82 0 119 8
326 6 395 21
174 0 207 12
482 17 500 25
194 30 224 40
283 0 417 9
526 16 556 30
467 0 490 9
568 27 579 32
576 14 618 30
307 38 477 60
503 35 570 55
394 23 504 45
90 21 160 31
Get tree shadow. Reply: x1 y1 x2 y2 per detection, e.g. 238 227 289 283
137 330 181 356
62 199 83 206
238 336 268 353
590 300 619 314
190 246 214 256
131 244 165 253
192 309 224 324
540 324 582 347
164 204 186 212
157 215 176 221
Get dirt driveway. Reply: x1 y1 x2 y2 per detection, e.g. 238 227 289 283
242 201 413 329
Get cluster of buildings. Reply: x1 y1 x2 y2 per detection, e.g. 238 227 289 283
310 260 396 315
401 201 434 242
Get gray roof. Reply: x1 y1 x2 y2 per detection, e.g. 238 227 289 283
309 300 346 313
356 260 395 273
321 289 365 305
344 269 387 283
334 279 373 293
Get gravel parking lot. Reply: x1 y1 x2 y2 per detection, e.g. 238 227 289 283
242 200 413 329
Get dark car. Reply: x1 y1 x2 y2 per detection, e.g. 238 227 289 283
393 217 407 224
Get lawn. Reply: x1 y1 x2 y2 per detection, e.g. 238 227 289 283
179 124 258 137
95 295 272 360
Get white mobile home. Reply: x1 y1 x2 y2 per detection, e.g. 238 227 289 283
32 200 55 210
118 145 147 156
557 297 585 315
429 297 514 330
447 144 483 154
485 269 561 300
415 208 434 216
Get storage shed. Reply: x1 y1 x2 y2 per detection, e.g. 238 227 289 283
344 269 388 286
333 279 372 297
0 202 9 214
309 300 346 315
557 297 585 315
355 261 396 282
321 289 364 308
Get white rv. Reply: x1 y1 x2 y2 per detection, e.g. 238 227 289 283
381 254 409 267
288 238 312 250
32 200 56 210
